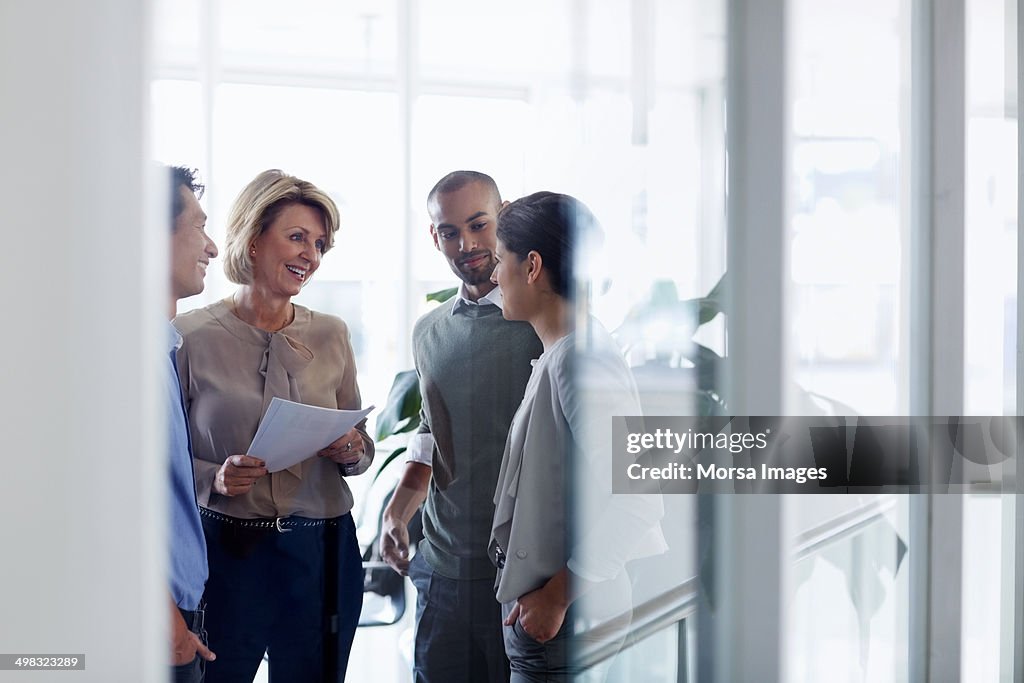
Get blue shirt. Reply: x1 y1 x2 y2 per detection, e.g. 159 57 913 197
167 322 208 609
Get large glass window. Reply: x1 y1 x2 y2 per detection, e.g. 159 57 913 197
151 1 723 679
962 0 1018 680
150 1 1022 681
964 0 1018 415
788 0 907 416
785 1 912 680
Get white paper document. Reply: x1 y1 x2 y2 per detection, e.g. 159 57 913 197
248 397 375 473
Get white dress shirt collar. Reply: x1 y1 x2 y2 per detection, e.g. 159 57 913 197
450 284 504 315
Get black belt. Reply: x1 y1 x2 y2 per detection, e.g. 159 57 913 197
200 507 339 533
178 602 205 634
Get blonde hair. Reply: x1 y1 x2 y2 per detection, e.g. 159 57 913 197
223 169 340 285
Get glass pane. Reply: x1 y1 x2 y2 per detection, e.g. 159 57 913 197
418 0 572 78
219 0 398 75
209 83 402 422
964 0 1018 415
962 0 1018 680
961 493 1009 681
153 0 734 678
788 496 910 682
577 621 684 682
563 0 724 678
786 1 911 681
150 80 204 168
788 0 906 416
153 0 200 70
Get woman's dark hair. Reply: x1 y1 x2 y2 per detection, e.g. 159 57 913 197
497 191 601 299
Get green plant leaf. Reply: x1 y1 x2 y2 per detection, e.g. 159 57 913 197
695 298 721 326
375 370 422 440
426 287 458 303
680 273 727 326
371 446 407 484
703 272 727 314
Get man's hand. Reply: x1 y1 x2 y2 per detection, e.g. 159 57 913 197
378 462 431 575
213 455 267 496
170 597 215 666
380 514 411 574
504 569 571 643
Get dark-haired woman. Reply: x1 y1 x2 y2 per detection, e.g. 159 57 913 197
487 192 666 682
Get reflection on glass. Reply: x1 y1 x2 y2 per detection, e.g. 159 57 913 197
152 0 730 679
789 0 904 416
961 0 1018 680
789 497 909 682
219 0 398 74
577 621 682 682
961 494 1007 681
964 0 1018 415
786 1 911 681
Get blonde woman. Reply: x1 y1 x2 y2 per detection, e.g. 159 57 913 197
175 169 372 682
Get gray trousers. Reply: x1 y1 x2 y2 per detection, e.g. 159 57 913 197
501 601 574 683
499 571 632 683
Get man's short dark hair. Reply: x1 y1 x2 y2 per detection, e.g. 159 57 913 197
169 166 205 230
426 170 501 217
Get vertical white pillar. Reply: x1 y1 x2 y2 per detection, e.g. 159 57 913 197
397 0 419 367
931 2 967 416
199 0 221 240
1000 494 1022 679
908 0 966 680
699 1 790 682
0 1 161 680
724 0 788 417
1014 1 1024 679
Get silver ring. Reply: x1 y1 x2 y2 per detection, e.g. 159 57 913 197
345 442 353 452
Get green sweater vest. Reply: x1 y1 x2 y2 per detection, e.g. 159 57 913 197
412 299 542 580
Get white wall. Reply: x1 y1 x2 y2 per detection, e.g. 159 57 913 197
0 1 162 680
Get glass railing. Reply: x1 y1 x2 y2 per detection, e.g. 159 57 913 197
572 494 908 682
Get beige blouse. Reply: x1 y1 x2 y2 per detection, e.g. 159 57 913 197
174 298 373 520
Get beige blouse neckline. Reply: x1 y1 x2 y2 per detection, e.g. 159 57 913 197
208 297 313 344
